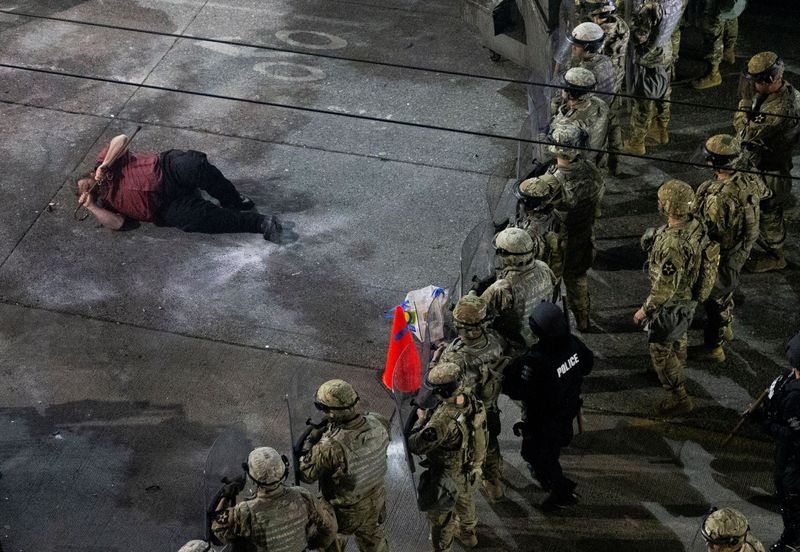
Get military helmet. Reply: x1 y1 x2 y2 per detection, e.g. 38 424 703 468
493 227 535 256
529 302 569 338
745 51 784 84
787 331 800 369
425 362 462 399
657 179 695 217
516 175 561 210
177 541 210 552
703 134 740 170
452 292 488 325
583 0 616 15
567 22 605 53
246 447 289 487
701 508 749 547
548 121 586 160
315 379 359 412
563 67 596 99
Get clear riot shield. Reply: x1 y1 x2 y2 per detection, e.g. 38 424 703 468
486 166 517 232
719 0 747 20
553 0 580 72
451 221 496 300
203 427 255 549
653 0 686 48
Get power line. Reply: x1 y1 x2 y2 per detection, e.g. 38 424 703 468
3 62 798 182
3 8 800 122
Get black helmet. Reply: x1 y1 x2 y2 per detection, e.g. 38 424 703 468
528 302 569 338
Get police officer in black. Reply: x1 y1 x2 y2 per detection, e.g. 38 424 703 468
503 302 593 511
755 331 800 552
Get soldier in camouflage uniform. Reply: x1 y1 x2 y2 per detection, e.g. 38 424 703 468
538 122 604 331
690 134 765 363
515 176 565 278
634 180 710 416
436 293 508 502
566 22 616 101
550 67 611 170
409 362 488 551
298 380 391 552
700 508 766 552
734 52 800 273
481 227 558 353
212 446 337 551
624 0 685 154
692 0 739 89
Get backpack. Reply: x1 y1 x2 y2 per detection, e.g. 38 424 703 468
687 223 720 303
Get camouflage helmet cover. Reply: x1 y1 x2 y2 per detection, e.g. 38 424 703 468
746 51 784 83
703 134 739 169
493 227 535 255
453 292 488 325
582 0 616 15
568 22 605 52
247 447 288 486
517 175 561 210
177 541 209 552
564 67 597 89
315 379 359 410
548 121 586 160
657 179 695 216
428 362 462 385
701 508 749 546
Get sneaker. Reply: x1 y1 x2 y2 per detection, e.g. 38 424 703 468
261 216 282 242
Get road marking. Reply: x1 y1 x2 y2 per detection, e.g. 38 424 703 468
252 61 325 82
275 30 347 50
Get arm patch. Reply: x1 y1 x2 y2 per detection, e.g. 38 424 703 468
661 260 677 276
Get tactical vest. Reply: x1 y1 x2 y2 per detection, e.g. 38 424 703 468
514 208 562 273
425 398 487 477
551 161 603 218
326 414 389 506
238 488 309 552
500 260 556 346
551 96 610 161
695 173 757 251
441 331 506 408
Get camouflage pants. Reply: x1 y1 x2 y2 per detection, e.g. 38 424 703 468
703 256 742 347
327 487 388 552
648 335 688 392
629 82 673 142
758 172 792 252
482 408 502 483
671 0 689 68
426 475 476 552
564 272 590 316
700 12 738 65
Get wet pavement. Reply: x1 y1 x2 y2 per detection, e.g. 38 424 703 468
0 0 798 550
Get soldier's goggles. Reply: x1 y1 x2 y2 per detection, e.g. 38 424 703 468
313 399 358 412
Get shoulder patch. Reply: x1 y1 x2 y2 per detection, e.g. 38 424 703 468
422 427 438 442
661 260 677 276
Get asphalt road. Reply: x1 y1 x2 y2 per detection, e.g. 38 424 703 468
0 0 798 550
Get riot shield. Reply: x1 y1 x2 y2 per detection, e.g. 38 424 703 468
203 427 255 549
654 0 685 48
553 0 580 72
486 166 517 232
719 0 747 20
452 221 496 299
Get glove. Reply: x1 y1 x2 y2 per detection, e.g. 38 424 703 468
512 420 525 437
221 475 245 501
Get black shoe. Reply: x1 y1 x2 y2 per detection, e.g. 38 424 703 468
541 490 578 512
261 216 282 242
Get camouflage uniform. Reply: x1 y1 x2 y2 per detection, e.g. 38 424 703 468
438 295 507 500
514 177 564 278
408 364 487 552
701 508 766 552
299 381 391 552
639 181 708 415
733 53 800 269
177 541 209 552
597 14 631 95
700 0 738 66
481 227 558 353
540 155 604 330
550 88 611 168
693 135 763 355
625 0 684 152
213 447 337 551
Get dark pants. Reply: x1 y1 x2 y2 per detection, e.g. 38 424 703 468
156 150 263 234
521 423 575 498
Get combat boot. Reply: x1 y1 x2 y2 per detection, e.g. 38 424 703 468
622 138 645 155
688 344 726 363
481 478 504 502
574 310 590 332
723 325 734 342
692 64 722 90
455 527 478 548
655 388 694 417
646 122 669 145
746 248 787 273
723 47 736 65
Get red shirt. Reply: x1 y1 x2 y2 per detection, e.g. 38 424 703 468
95 147 164 222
